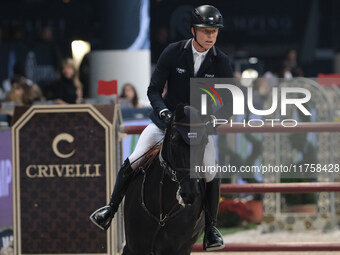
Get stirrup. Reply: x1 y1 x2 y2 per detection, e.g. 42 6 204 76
203 226 225 251
89 205 113 231
205 241 225 251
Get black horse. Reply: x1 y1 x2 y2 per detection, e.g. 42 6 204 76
122 105 209 255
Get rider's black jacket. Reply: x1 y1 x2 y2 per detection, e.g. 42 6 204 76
147 39 234 130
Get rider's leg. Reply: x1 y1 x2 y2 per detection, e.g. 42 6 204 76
89 158 133 230
203 178 224 250
202 136 225 251
90 123 164 230
128 123 164 170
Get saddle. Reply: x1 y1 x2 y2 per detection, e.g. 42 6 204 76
132 142 162 175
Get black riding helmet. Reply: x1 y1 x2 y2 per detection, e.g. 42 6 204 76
191 5 223 50
191 5 224 28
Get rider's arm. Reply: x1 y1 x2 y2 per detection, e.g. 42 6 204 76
147 44 175 116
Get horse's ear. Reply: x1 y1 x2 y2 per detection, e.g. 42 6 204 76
174 104 185 121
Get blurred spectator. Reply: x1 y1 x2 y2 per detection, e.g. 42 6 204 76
5 76 32 106
263 49 304 86
283 49 304 77
49 58 83 104
40 25 54 42
1 62 35 100
278 61 293 80
120 83 144 108
30 83 45 103
252 77 271 111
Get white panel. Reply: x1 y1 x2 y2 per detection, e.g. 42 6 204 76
89 50 151 106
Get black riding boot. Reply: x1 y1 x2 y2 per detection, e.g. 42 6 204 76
203 178 225 251
90 159 134 230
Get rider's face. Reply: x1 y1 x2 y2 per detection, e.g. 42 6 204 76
191 27 219 52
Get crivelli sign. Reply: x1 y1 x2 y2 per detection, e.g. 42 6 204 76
12 105 118 255
192 78 312 127
25 133 101 178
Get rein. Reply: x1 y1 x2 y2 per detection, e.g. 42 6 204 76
140 143 185 254
172 121 206 127
139 118 206 254
159 151 178 182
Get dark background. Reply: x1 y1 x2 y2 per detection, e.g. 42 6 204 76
0 0 339 82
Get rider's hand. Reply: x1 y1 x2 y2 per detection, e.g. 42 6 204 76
159 110 173 125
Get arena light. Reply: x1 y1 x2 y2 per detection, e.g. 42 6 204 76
241 68 259 87
71 40 91 68
249 57 258 64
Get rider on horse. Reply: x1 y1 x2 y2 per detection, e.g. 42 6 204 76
90 5 233 251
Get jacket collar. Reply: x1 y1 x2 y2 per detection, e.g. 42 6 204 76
183 38 217 77
183 39 194 75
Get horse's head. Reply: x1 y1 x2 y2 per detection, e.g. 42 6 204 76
160 104 208 205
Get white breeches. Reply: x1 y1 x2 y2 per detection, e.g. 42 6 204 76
128 122 216 182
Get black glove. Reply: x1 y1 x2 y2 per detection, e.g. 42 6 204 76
160 110 173 125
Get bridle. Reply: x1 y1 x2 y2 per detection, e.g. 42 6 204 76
139 118 207 254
